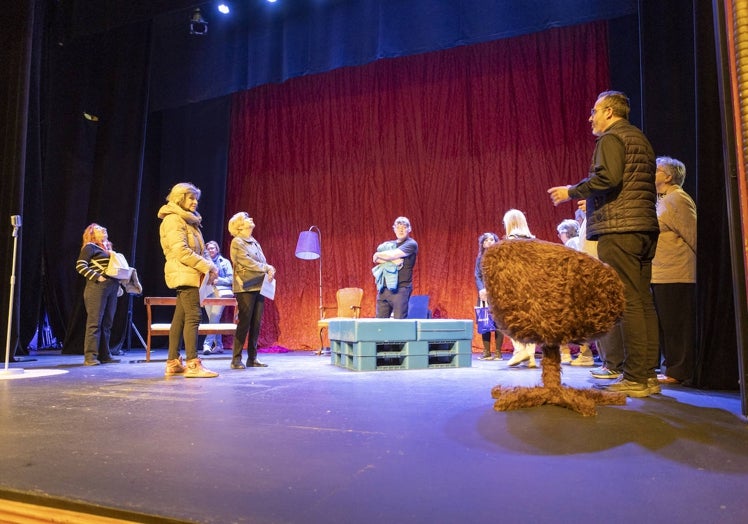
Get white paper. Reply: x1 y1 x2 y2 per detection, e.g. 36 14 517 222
260 274 276 300
198 273 212 305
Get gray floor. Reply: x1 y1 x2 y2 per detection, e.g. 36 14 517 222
1 349 747 524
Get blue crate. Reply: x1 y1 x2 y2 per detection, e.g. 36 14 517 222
332 353 430 371
375 340 429 357
416 319 473 341
330 340 430 358
331 350 344 367
426 339 473 356
327 318 354 341
329 318 416 343
427 352 473 368
330 340 346 355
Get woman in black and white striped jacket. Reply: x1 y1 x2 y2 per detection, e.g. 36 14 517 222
75 223 121 366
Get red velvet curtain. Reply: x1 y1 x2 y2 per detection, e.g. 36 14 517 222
227 22 610 350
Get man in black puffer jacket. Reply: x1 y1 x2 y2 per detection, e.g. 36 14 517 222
548 90 659 398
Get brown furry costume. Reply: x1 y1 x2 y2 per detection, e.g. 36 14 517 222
481 239 627 416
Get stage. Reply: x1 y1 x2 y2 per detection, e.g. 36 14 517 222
1 350 746 523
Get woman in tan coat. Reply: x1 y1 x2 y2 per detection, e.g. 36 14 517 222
157 182 218 378
228 211 275 369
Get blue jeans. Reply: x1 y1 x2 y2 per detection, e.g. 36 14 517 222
597 232 659 383
83 278 120 362
203 302 225 348
169 286 201 360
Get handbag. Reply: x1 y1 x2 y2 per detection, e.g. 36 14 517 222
474 301 497 334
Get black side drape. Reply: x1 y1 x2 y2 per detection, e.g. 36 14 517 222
31 20 153 354
132 96 232 333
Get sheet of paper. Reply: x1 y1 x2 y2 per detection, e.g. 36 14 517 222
260 274 276 300
199 273 212 305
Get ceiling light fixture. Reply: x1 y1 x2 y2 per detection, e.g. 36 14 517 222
189 8 208 35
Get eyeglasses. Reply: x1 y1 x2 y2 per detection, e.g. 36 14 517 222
590 106 609 116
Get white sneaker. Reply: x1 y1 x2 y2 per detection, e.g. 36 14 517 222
202 345 212 355
506 352 529 367
570 355 595 366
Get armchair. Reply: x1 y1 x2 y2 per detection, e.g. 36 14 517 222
317 287 364 355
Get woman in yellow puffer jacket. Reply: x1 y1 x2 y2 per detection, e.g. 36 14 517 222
157 182 218 378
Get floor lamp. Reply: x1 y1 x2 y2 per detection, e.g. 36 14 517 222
2 215 24 375
295 226 323 320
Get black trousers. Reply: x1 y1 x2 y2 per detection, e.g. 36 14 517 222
376 285 412 319
597 232 659 383
83 278 120 362
652 282 696 382
233 291 265 362
169 286 202 360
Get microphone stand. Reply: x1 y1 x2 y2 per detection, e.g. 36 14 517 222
2 216 24 375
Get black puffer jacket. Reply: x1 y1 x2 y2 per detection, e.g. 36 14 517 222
570 120 658 239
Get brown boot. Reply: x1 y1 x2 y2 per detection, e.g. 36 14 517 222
184 358 219 378
478 340 493 360
165 357 186 376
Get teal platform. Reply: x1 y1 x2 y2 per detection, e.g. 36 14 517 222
329 318 473 371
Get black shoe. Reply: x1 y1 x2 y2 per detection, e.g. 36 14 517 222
84 360 100 366
247 359 268 368
99 358 121 364
231 360 246 370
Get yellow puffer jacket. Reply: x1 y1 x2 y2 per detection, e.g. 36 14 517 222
157 202 212 289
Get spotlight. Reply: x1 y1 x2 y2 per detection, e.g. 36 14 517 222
218 3 230 15
189 8 208 35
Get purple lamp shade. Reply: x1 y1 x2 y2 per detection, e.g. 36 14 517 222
295 230 320 260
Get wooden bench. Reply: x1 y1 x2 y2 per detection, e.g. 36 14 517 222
144 296 238 362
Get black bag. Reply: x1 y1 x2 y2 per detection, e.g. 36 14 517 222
474 302 497 334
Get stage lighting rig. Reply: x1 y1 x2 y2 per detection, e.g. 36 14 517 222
189 8 208 35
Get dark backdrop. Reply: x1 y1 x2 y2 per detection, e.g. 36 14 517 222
0 0 741 392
